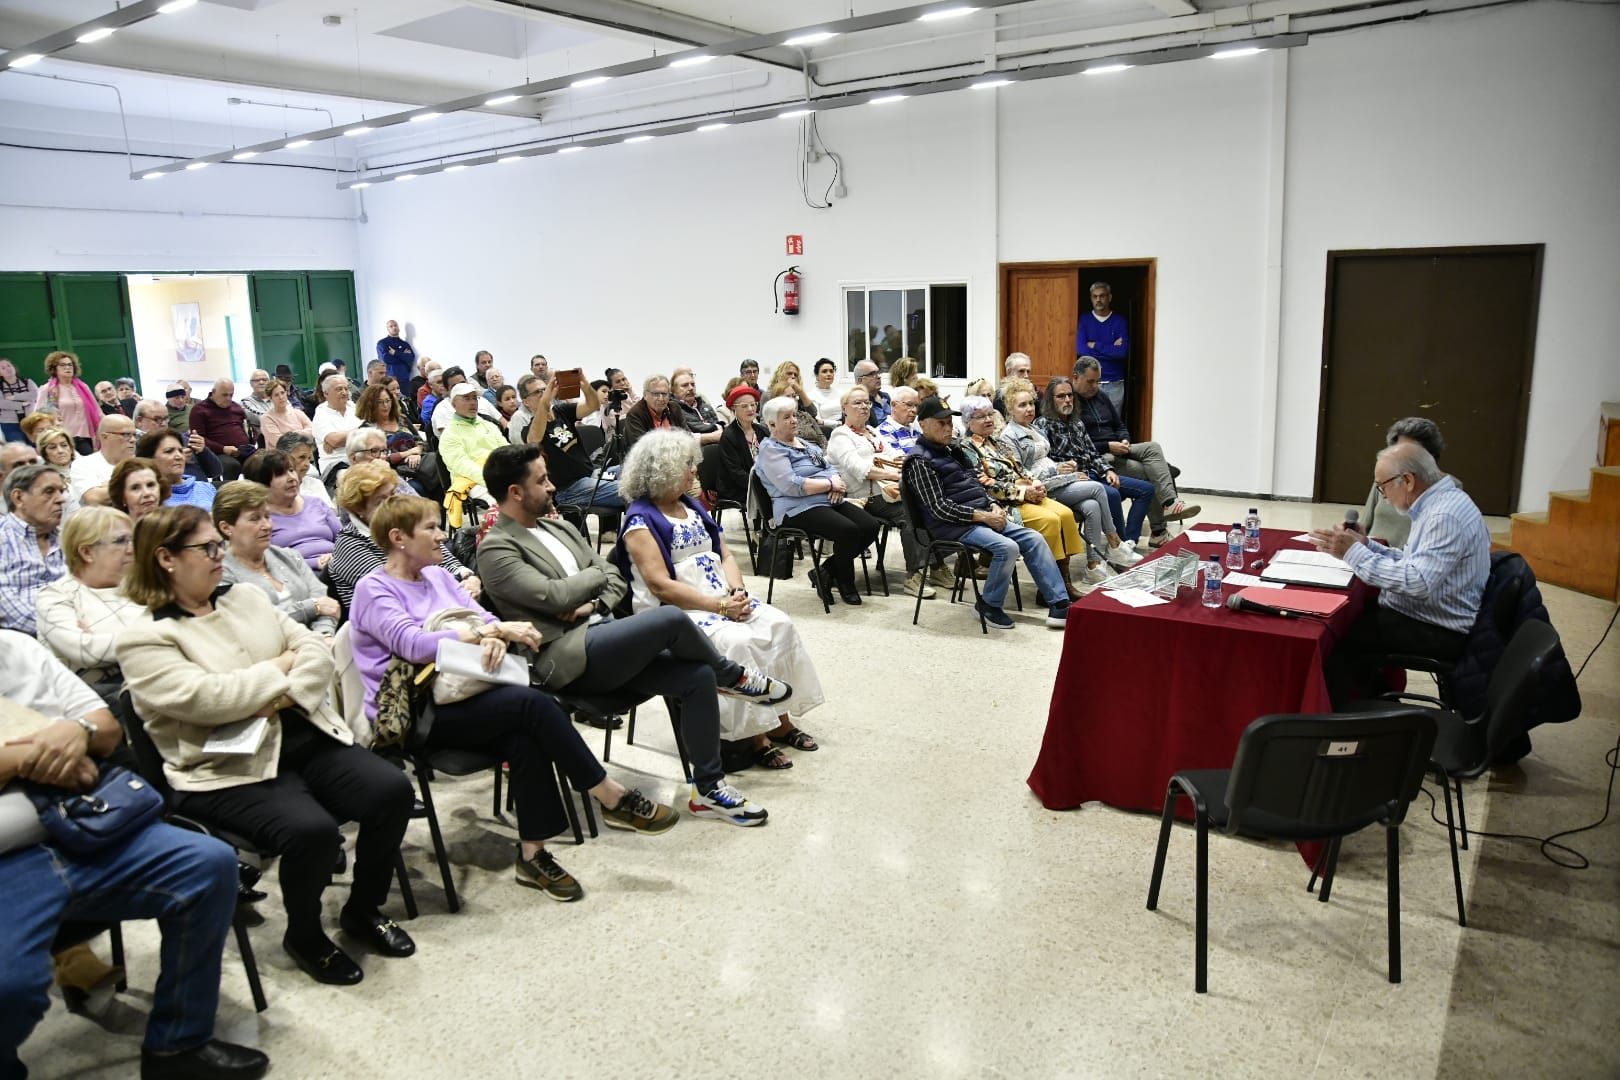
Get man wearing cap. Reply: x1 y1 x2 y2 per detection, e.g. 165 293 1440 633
376 319 416 385
439 381 508 497
69 412 139 503
188 379 254 481
164 383 194 433
430 366 502 435
903 397 1070 630
519 370 624 511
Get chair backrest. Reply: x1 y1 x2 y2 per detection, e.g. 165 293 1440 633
330 624 375 747
1474 618 1561 763
116 691 178 807
748 469 777 530
1223 707 1437 836
898 456 939 541
576 422 606 461
1489 558 1525 640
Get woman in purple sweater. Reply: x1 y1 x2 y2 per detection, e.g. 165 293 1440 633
244 450 342 570
348 495 677 902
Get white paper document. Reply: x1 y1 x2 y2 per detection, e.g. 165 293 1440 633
1261 548 1355 588
204 715 269 756
1220 572 1284 589
1182 530 1230 544
1100 589 1170 608
435 639 531 687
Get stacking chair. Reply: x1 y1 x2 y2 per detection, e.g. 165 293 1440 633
711 497 756 571
898 457 1020 634
1367 557 1524 709
1353 619 1562 927
1145 706 1436 993
748 471 829 612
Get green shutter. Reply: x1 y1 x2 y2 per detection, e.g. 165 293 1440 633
248 271 360 387
0 272 138 392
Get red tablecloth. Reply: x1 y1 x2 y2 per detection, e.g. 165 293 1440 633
1028 526 1378 848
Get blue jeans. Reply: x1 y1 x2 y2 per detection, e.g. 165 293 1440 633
1100 474 1155 542
555 473 626 511
959 522 1069 610
0 823 237 1074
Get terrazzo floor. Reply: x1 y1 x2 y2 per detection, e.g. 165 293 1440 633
22 495 1620 1079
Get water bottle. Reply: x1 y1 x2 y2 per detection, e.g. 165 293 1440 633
1201 556 1223 608
1225 523 1245 570
1244 507 1261 552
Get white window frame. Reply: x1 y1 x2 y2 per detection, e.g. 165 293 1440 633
839 278 971 387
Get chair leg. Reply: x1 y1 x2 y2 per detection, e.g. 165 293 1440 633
233 908 268 1013
912 555 928 626
581 790 598 838
1455 778 1469 851
108 924 127 992
627 705 638 746
1438 772 1467 927
415 765 460 914
394 850 418 920
1306 842 1331 894
1387 823 1402 984
967 561 987 635
1146 784 1179 911
1194 808 1209 995
766 558 777 605
669 699 693 783
492 764 504 818
601 712 614 762
808 544 830 614
1011 568 1022 612
1318 838 1343 903
557 761 584 846
859 549 872 596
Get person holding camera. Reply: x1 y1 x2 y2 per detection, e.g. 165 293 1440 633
519 367 625 512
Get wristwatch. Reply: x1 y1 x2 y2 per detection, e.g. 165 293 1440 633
71 715 98 742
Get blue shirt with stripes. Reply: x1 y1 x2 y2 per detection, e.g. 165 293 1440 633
1342 474 1489 633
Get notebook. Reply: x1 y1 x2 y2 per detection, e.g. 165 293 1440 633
1260 548 1355 588
1234 586 1349 617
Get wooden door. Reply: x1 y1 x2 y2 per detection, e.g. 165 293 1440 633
1316 246 1541 514
1003 267 1078 387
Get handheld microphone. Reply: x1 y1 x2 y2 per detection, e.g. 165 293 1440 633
1227 594 1301 619
1343 508 1363 534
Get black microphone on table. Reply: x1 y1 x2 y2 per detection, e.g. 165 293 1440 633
1226 594 1302 619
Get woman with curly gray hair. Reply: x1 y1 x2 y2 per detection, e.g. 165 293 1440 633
614 430 823 770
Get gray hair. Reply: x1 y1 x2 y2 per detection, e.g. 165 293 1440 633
516 373 541 398
1089 281 1112 295
1378 442 1443 486
889 385 920 406
761 396 800 425
346 427 386 458
134 399 167 422
1074 355 1101 377
1385 416 1445 462
276 431 317 455
840 384 872 409
959 395 996 423
115 377 136 389
3 462 56 509
643 374 670 394
619 429 701 501
853 360 879 378
1003 352 1031 374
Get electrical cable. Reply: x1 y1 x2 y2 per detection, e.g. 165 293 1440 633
1420 602 1619 870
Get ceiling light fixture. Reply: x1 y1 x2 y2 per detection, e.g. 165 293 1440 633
142 171 165 180
971 78 1012 89
410 112 441 123
7 53 44 69
75 27 117 44
1085 63 1132 75
497 156 524 164
343 125 373 137
231 151 258 160
157 0 199 12
571 75 611 88
485 93 521 106
697 122 730 132
284 139 312 149
918 6 978 22
1211 46 1264 59
558 145 587 153
444 164 467 171
870 94 908 105
184 162 208 171
351 181 371 189
623 135 654 143
394 173 417 182
784 31 837 47
779 108 814 119
669 55 713 68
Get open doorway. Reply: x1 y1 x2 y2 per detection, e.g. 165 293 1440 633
126 274 256 395
999 260 1156 440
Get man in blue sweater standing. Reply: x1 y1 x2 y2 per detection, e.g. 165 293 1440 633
1075 282 1129 412
375 319 416 386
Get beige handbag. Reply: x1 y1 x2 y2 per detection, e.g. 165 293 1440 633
424 607 499 705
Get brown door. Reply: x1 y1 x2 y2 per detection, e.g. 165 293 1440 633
1316 246 1541 515
1003 267 1079 387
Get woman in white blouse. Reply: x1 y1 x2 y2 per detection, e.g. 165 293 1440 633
824 385 934 599
34 504 149 688
804 358 845 430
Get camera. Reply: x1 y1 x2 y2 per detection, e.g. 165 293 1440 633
606 387 629 411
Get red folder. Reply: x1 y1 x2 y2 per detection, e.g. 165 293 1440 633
1234 586 1348 618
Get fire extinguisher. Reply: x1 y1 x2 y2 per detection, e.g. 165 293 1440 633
774 266 801 316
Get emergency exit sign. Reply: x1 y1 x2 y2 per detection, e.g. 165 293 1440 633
786 234 803 255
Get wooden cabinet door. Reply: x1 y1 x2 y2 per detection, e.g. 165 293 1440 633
1003 268 1079 386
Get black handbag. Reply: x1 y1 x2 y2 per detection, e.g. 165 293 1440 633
27 765 164 855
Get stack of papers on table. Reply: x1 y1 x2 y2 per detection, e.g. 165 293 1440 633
1260 549 1354 588
1182 529 1229 544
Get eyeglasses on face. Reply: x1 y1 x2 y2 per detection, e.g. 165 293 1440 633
97 534 134 548
172 540 225 560
1373 472 1410 495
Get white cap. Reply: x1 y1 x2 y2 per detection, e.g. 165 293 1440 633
449 382 481 399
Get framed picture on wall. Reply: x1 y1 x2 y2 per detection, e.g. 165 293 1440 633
172 302 205 363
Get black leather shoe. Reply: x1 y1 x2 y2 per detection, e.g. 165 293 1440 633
236 879 267 904
283 934 363 985
807 568 834 605
837 586 863 605
339 910 416 958
141 1039 269 1079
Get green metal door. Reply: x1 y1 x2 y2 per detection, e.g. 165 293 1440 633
248 272 360 389
0 272 138 392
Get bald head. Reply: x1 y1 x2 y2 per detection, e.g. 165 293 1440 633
0 442 41 480
210 379 235 407
97 412 138 464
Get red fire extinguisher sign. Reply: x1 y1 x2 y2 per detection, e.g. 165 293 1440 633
786 234 803 256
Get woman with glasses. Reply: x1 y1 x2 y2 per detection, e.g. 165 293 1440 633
242 450 342 570
215 481 340 637
34 351 101 455
354 385 423 473
34 505 149 692
117 504 416 987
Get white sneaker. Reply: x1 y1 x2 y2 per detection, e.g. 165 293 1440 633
1082 562 1115 584
689 783 769 827
719 668 792 706
1107 543 1144 567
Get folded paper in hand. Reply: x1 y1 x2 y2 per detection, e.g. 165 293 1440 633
435 639 530 688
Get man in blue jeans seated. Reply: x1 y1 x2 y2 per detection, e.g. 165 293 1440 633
904 397 1069 631
0 631 267 1080
519 370 626 512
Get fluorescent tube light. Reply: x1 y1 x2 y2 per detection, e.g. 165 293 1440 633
1085 64 1132 75
284 139 312 149
343 126 373 137
971 78 1012 89
918 6 977 22
410 112 441 123
870 94 908 105
779 108 814 119
558 146 587 154
497 156 524 164
351 182 371 189
444 164 467 172
1211 46 1264 59
669 55 713 68
394 174 417 182
571 76 611 88
623 135 654 143
76 27 117 44
784 31 837 46
696 123 730 132
158 0 199 12
184 162 208 171
485 94 521 106
7 53 45 68
142 171 165 180
231 151 258 160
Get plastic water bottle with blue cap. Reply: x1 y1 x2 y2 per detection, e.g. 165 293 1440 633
1225 523 1245 570
1202 556 1223 608
1244 507 1261 552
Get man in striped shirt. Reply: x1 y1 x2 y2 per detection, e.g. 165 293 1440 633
1311 441 1490 705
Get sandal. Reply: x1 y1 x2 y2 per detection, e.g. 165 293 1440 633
755 744 794 770
770 727 819 752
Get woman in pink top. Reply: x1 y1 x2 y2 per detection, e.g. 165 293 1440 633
34 351 101 454
259 378 313 449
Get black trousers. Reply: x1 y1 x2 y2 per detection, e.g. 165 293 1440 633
1325 604 1470 707
432 685 605 842
561 607 740 789
786 502 881 588
176 715 414 946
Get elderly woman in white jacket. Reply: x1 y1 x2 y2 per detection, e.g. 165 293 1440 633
33 505 150 690
824 385 936 599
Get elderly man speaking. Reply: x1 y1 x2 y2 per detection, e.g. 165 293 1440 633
1310 441 1490 705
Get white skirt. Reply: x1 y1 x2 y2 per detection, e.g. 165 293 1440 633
687 599 825 740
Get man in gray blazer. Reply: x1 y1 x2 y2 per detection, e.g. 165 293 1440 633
477 444 788 827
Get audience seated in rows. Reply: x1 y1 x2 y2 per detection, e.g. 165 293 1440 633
354 384 425 480
428 366 502 435
766 362 828 448
243 451 341 570
311 375 360 480
188 380 255 481
1073 356 1198 546
274 431 334 508
1036 376 1149 569
904 397 1070 631
519 371 625 511
0 463 67 635
138 427 216 511
216 481 340 637
477 443 787 825
614 430 822 771
34 504 149 690
69 412 138 505
755 395 882 607
716 384 767 508
329 461 480 611
116 505 416 989
0 630 267 1080
134 398 224 484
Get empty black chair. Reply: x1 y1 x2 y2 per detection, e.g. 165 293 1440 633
1357 618 1563 927
748 470 828 613
1145 706 1437 993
